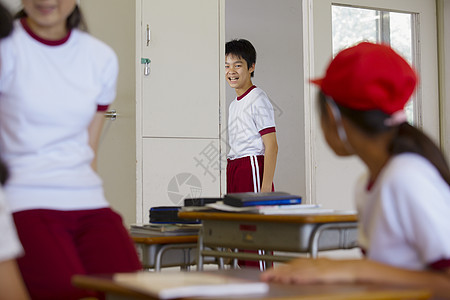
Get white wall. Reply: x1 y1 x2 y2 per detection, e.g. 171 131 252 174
225 0 307 198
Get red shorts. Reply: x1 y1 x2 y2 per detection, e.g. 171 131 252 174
227 155 274 193
13 208 142 300
227 155 274 268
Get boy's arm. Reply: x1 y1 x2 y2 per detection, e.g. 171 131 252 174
261 132 278 192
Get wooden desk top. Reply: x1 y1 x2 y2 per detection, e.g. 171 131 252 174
72 269 430 300
131 235 198 245
178 211 358 224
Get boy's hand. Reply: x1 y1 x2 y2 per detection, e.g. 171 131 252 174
260 185 273 193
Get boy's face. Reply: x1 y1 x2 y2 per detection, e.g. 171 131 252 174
225 54 255 92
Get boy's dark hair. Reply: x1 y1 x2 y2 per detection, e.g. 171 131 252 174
15 5 87 31
0 3 13 38
226 39 256 77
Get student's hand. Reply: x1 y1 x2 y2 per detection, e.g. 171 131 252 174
260 185 273 193
260 258 358 284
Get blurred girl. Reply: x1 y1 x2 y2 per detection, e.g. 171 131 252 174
0 1 141 299
261 42 450 298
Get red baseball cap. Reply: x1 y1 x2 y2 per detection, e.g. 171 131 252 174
310 42 417 115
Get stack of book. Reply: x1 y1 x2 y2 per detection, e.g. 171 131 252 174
129 223 201 237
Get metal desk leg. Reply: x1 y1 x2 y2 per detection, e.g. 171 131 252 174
232 248 239 269
309 223 358 258
218 248 225 269
181 248 189 271
154 243 197 271
196 227 204 271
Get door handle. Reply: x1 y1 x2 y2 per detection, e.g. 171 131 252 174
105 109 117 121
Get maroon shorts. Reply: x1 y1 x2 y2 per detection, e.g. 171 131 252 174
227 155 274 193
13 208 142 300
227 155 274 268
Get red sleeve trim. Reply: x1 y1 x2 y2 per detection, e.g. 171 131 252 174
259 127 276 136
360 248 367 257
428 259 450 271
97 105 109 112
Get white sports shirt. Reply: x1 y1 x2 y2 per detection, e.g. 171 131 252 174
0 20 118 212
227 86 276 160
356 153 450 271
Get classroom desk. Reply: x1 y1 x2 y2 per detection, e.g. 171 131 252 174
177 211 359 270
72 269 431 300
132 235 198 271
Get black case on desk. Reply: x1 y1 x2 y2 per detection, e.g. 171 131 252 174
149 206 200 224
184 197 222 207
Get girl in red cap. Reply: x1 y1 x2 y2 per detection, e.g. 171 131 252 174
261 42 450 298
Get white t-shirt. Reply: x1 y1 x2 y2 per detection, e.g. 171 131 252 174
0 188 22 262
0 20 118 212
356 153 450 270
227 86 276 160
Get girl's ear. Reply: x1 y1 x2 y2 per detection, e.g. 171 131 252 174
323 99 355 155
324 101 337 126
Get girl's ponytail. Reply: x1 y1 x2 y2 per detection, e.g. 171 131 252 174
390 123 450 185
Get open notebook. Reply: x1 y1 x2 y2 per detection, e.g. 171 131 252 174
114 271 269 299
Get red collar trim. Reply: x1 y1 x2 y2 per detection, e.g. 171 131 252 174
237 85 256 101
366 180 375 191
21 18 71 46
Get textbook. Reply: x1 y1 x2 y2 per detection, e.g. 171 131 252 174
223 192 302 207
113 271 269 299
129 223 201 236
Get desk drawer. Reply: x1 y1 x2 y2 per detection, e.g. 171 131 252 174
201 220 358 253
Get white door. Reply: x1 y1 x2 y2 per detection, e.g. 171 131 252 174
80 0 138 226
305 0 439 209
137 0 224 222
141 0 220 138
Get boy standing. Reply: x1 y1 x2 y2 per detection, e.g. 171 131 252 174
225 39 278 194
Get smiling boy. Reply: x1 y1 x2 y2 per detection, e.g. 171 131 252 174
225 39 278 194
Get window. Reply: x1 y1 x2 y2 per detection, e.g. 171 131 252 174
332 5 416 124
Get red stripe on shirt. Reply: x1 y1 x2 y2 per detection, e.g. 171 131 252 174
428 259 450 271
259 127 276 136
21 18 71 46
237 85 256 101
97 105 109 112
